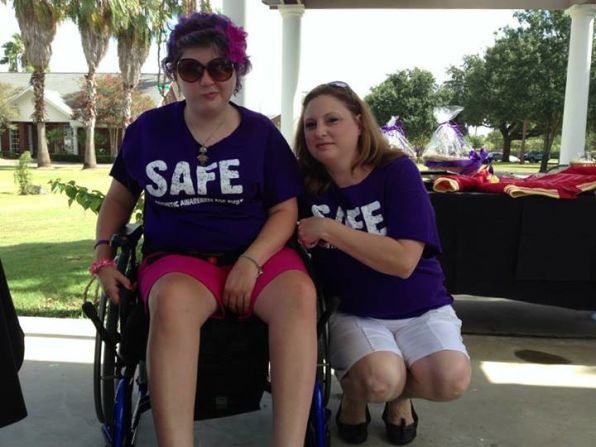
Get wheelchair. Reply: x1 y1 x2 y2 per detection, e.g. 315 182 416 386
84 224 335 447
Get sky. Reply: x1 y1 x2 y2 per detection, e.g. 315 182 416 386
0 2 520 117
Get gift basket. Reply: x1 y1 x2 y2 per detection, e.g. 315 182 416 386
380 116 416 159
422 106 487 175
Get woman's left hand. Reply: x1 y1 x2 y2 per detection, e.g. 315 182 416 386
222 257 260 315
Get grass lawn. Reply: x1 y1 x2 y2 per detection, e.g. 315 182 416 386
0 162 112 317
0 159 548 318
492 161 557 175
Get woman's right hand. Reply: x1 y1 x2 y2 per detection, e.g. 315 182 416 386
96 267 133 305
297 216 329 249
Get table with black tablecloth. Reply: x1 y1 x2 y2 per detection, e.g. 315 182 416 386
0 259 27 427
429 192 596 310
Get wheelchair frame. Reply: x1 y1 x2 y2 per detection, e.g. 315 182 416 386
85 224 334 447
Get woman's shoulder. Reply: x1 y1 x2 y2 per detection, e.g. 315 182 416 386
378 154 419 176
235 104 279 133
133 101 182 128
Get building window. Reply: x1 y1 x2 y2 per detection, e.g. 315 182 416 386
9 128 19 153
63 125 73 153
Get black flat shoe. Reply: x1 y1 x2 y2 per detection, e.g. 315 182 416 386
382 400 419 445
335 400 371 444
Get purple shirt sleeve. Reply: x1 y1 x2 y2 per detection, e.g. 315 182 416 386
109 122 143 198
262 125 303 208
384 157 442 256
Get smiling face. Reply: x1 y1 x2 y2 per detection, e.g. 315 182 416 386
303 94 362 169
177 46 237 115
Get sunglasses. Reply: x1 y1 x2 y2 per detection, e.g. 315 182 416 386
327 81 351 89
176 57 235 83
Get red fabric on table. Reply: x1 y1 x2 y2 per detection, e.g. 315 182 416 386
433 165 596 199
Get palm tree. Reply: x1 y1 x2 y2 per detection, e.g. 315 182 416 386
68 0 131 169
183 0 196 15
199 0 211 13
117 1 157 128
0 33 26 72
5 0 65 167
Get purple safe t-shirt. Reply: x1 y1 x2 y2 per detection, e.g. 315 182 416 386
300 156 453 319
111 101 303 255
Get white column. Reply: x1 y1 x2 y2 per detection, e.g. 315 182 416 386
560 5 596 165
70 125 79 155
279 4 304 144
223 0 247 106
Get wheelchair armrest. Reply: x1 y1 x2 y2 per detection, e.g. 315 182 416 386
110 223 143 250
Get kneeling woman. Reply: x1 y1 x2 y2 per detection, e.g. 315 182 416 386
295 82 471 445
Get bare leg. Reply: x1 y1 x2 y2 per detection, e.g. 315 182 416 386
147 273 217 447
338 352 405 424
253 271 317 447
385 351 471 425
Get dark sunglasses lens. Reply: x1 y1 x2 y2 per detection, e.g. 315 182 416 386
177 59 204 82
206 58 234 82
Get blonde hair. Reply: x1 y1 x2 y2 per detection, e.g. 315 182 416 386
294 83 404 195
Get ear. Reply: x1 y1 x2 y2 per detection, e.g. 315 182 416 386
355 114 363 134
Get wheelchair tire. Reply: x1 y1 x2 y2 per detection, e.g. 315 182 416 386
93 292 119 425
112 375 134 447
317 302 332 408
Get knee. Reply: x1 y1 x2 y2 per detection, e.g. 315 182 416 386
281 274 317 318
353 366 404 403
149 274 206 327
430 362 471 401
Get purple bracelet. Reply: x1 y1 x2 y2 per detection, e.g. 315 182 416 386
94 239 110 249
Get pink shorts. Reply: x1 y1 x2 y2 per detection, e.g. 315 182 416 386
138 247 308 318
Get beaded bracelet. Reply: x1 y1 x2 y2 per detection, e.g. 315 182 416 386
94 239 110 249
89 259 117 275
239 254 263 276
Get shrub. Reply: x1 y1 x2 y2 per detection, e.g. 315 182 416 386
50 153 115 163
13 151 33 195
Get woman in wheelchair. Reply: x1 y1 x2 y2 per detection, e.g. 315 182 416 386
91 12 317 447
295 82 471 445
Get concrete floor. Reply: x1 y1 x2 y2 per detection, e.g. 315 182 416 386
1 296 596 447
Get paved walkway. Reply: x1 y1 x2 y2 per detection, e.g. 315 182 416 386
1 297 596 446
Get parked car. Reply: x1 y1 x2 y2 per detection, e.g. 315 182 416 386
488 151 502 162
488 152 520 163
525 151 544 163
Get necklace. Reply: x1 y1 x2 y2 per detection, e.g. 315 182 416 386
196 114 228 166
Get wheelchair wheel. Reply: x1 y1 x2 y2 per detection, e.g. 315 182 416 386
317 301 332 408
93 292 119 425
304 388 331 447
112 373 134 447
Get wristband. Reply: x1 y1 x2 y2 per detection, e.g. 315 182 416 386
94 239 110 249
239 254 263 276
89 259 117 275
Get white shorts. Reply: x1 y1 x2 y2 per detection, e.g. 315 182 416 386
329 305 469 380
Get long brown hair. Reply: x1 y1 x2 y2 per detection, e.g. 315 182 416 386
294 82 404 195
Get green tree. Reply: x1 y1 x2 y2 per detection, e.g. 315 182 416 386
3 0 66 167
514 11 570 171
444 10 574 169
0 33 28 72
365 68 442 148
444 32 543 163
70 74 156 155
